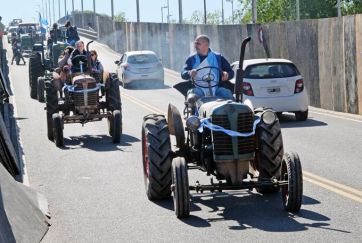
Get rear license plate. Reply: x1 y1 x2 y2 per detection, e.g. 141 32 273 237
267 87 280 93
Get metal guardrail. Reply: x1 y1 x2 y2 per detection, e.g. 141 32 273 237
78 27 98 40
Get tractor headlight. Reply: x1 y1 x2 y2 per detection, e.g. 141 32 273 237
186 115 201 132
261 110 276 125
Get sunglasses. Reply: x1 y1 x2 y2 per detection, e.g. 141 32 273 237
91 53 96 56
194 42 202 46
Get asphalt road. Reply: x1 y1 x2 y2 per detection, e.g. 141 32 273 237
4 39 362 243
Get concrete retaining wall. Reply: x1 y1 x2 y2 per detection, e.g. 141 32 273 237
73 13 362 115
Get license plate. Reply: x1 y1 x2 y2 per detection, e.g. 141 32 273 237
267 87 280 93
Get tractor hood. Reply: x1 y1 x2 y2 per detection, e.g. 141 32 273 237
197 98 253 118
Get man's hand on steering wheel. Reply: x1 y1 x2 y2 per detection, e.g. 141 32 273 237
221 71 229 81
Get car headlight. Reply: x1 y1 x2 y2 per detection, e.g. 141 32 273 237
186 115 201 132
261 110 276 125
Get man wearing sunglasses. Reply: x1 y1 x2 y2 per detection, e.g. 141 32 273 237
181 34 234 103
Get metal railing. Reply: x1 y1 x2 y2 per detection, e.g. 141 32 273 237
77 27 98 40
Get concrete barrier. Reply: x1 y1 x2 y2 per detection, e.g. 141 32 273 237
73 12 362 115
0 164 49 243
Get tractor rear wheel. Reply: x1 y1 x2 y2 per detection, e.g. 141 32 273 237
142 114 172 200
256 118 284 194
281 152 303 212
106 74 122 136
37 77 45 102
52 113 63 147
29 52 44 99
45 80 58 141
172 157 190 218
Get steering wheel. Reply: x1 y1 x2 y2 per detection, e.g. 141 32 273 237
71 54 88 66
192 66 222 88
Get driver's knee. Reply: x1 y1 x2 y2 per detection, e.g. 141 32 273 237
216 87 234 100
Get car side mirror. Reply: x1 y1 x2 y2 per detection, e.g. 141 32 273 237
115 60 120 65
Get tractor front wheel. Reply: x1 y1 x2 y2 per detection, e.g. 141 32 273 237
172 157 190 218
52 113 63 147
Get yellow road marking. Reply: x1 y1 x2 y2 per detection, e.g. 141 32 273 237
122 90 362 204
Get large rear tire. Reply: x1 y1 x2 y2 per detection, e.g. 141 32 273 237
37 77 45 102
52 113 63 147
142 114 172 200
255 118 284 194
172 157 190 218
281 152 303 212
45 80 58 141
29 52 44 99
106 74 122 136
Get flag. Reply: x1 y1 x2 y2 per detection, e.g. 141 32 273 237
38 13 48 34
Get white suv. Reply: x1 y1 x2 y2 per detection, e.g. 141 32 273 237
231 58 309 121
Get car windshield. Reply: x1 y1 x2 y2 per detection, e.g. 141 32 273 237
9 28 17 33
244 63 300 79
127 54 158 64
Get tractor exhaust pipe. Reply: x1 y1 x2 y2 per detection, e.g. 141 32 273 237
234 37 251 103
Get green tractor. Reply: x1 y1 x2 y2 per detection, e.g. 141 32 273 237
141 37 303 218
28 30 67 102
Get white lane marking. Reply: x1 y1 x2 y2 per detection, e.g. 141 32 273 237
309 109 362 123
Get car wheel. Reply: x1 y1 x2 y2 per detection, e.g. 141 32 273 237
295 109 308 121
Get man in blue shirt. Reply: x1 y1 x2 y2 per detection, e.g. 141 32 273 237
181 34 234 102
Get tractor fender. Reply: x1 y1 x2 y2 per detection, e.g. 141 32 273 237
167 104 185 148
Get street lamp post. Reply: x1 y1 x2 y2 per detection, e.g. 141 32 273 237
111 0 114 20
178 0 183 24
252 0 257 23
58 0 61 20
64 0 66 18
337 0 341 17
81 0 84 27
161 6 167 23
136 0 140 22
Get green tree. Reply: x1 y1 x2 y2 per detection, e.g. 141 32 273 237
187 10 222 24
114 12 126 22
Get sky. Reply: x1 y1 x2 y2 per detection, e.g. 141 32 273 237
0 0 236 25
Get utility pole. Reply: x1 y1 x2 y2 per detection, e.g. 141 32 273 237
42 0 45 19
93 0 96 28
204 0 207 24
48 0 51 24
111 0 114 20
58 0 61 20
252 0 257 23
222 0 224 24
178 0 183 24
337 0 341 17
53 0 55 23
136 0 140 22
45 0 48 20
72 0 74 24
81 0 84 27
167 0 170 23
64 0 66 18
296 0 300 20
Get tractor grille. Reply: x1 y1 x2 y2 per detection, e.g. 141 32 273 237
212 112 255 156
73 82 98 107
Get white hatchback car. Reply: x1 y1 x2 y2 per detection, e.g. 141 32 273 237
115 50 164 89
231 59 309 121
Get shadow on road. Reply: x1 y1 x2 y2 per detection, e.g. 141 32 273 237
279 113 328 128
168 190 351 234
62 133 140 151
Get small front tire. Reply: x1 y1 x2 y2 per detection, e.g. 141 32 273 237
281 152 303 212
52 113 64 147
172 157 190 218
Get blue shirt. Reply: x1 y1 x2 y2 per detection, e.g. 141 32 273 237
181 49 234 81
